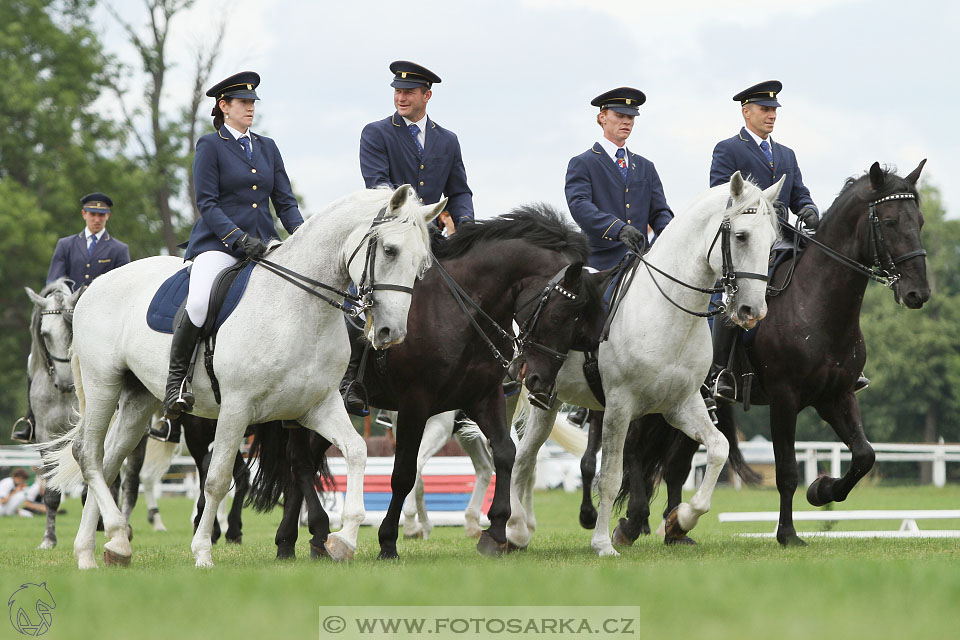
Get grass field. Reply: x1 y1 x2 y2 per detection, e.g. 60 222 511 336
1 484 958 639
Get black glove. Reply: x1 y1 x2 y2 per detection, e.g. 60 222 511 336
234 233 266 259
618 224 646 253
797 206 820 231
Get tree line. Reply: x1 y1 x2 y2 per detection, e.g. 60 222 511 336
1 1 957 452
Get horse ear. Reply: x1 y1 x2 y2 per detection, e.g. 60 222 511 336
905 159 927 185
869 162 885 191
762 174 787 205
424 198 446 225
68 287 82 308
390 184 412 211
563 262 584 288
729 171 745 198
25 287 45 307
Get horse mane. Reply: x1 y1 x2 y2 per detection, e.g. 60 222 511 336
29 279 73 365
432 203 590 263
818 165 921 235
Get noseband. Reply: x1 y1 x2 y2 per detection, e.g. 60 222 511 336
253 205 418 317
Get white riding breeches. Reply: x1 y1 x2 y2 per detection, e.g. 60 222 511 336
185 251 240 327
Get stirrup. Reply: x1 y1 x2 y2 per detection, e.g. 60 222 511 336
148 417 180 443
711 369 737 402
700 386 719 426
341 380 369 417
375 410 393 429
854 376 870 394
11 417 34 444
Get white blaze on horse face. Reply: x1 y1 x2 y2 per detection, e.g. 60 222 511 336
364 186 435 349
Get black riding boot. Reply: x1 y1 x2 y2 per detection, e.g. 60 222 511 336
162 307 202 420
708 317 739 402
11 376 35 443
339 320 369 417
148 417 181 443
567 406 588 427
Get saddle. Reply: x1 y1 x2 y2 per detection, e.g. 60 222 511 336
573 263 624 407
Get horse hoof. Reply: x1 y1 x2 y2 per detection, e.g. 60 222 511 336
378 549 399 560
778 533 808 547
579 507 598 530
103 548 131 567
324 535 355 562
310 542 330 560
476 531 507 557
277 545 295 560
403 530 424 540
639 520 652 536
806 477 831 507
465 529 483 539
37 538 56 550
611 521 636 548
596 546 620 558
226 535 242 545
664 534 697 546
505 540 528 554
663 506 689 541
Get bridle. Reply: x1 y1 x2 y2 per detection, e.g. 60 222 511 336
777 192 925 289
36 305 73 383
253 205 418 317
635 198 770 318
434 262 580 370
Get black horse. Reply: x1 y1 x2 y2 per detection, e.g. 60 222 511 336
248 205 606 559
609 162 931 547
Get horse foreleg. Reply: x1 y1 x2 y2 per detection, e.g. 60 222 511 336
506 403 558 549
590 395 635 557
191 412 249 568
662 393 729 539
300 400 366 562
470 393 515 556
275 472 302 560
292 428 332 559
769 395 805 546
810 394 875 506
377 408 426 560
456 423 494 539
38 487 61 550
225 450 249 544
578 410 603 529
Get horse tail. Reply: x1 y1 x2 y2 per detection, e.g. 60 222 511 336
549 417 588 457
614 415 673 512
715 402 762 485
40 353 86 491
245 422 290 513
313 435 336 493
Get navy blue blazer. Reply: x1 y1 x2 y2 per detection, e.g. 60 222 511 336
47 231 130 291
185 126 304 260
710 127 817 216
359 113 474 227
565 143 674 270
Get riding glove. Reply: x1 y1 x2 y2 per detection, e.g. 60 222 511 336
234 233 267 259
618 224 647 254
797 206 820 231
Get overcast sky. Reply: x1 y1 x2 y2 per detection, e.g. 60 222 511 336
96 0 957 223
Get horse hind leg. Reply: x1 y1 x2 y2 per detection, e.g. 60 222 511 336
225 451 249 544
808 395 875 507
457 424 494 539
406 413 452 540
579 411 603 529
769 397 806 546
661 392 729 540
38 487 62 550
506 403 559 549
120 435 149 540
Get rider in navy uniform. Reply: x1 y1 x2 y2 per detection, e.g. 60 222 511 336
341 61 476 415
565 87 673 271
563 87 674 425
153 71 303 441
707 81 864 400
12 193 130 443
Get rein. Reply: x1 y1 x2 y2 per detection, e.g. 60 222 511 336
777 192 926 288
434 261 578 368
252 205 417 317
634 200 768 318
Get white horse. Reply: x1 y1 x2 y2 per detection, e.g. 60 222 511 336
25 279 81 549
507 173 783 556
400 410 494 540
47 185 441 569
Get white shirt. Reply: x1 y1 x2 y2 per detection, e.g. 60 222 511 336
598 137 629 170
84 229 105 251
402 115 427 150
224 122 253 153
744 127 772 149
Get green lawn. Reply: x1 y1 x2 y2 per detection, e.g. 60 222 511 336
1 485 958 639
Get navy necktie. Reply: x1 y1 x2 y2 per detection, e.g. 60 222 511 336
407 124 423 155
88 234 98 255
615 148 628 182
238 136 252 160
759 139 774 168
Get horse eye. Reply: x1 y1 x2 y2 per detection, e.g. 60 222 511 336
735 231 748 242
383 245 398 258
883 218 897 228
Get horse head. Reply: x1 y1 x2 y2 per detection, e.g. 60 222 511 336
520 261 603 409
867 160 930 308
713 171 783 329
352 184 443 349
26 279 79 393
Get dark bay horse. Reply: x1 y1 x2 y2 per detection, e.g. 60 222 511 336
610 161 931 546
249 205 605 559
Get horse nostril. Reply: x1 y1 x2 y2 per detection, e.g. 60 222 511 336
739 305 753 319
376 327 391 344
526 373 541 390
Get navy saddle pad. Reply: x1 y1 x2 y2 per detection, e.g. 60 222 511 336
146 263 255 334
